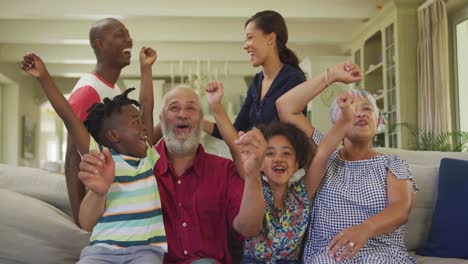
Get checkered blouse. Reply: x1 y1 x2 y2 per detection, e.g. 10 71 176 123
302 130 418 264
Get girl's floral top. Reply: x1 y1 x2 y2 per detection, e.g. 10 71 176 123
243 176 311 262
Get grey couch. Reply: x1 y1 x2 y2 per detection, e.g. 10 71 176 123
1 147 467 263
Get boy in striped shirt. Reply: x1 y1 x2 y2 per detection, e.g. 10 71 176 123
21 48 166 264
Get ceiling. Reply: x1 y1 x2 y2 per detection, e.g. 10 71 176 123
0 0 462 80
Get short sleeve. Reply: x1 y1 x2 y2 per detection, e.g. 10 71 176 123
69 86 101 121
146 144 160 168
386 155 419 192
312 129 324 145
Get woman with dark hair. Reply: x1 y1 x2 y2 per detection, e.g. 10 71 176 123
204 10 306 138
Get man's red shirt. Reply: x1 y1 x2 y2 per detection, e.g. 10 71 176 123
154 140 244 264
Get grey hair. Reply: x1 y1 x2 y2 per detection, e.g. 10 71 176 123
330 89 379 124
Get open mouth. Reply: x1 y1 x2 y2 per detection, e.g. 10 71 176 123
175 124 191 133
273 166 286 173
122 48 132 57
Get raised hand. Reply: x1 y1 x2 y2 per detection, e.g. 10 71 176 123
20 53 50 80
329 62 362 84
336 92 355 123
205 81 224 107
234 128 267 178
140 47 157 67
78 148 115 195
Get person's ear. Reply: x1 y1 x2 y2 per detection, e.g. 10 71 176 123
95 38 104 50
105 129 119 144
267 32 276 45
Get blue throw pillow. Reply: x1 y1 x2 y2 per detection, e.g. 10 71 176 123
416 158 468 259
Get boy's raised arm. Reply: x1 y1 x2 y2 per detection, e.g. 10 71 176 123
21 53 90 156
138 47 157 146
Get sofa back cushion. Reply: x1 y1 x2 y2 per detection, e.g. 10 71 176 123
405 164 439 250
375 148 468 251
0 164 72 216
0 188 89 264
416 158 468 259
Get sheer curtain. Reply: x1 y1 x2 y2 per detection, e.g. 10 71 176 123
417 0 451 134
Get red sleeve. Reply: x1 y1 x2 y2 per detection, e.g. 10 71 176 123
68 86 101 121
226 161 245 228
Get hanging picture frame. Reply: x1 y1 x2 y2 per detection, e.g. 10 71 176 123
22 115 35 159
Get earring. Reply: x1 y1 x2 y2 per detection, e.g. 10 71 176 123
268 41 272 45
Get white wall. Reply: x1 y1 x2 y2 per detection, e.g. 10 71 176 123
0 62 41 167
306 56 352 134
0 74 19 165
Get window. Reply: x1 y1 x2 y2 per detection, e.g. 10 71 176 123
452 4 468 133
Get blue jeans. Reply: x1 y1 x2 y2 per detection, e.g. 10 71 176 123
77 245 164 264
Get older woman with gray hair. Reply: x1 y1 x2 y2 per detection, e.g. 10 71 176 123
276 62 418 263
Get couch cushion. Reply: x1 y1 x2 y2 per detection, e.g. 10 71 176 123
0 164 72 217
410 252 468 264
405 164 439 251
0 188 90 264
416 158 468 259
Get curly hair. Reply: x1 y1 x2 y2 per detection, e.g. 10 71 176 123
257 121 315 169
84 88 140 145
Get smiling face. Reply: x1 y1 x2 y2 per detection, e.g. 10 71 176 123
106 104 148 158
243 21 275 67
160 87 203 155
93 19 133 68
262 135 299 187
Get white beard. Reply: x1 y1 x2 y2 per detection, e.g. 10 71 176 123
161 121 201 156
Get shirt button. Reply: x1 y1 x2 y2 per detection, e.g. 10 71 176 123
177 180 181 184
182 222 187 227
178 202 182 207
183 250 188 255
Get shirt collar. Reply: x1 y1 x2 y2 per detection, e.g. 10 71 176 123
155 139 206 177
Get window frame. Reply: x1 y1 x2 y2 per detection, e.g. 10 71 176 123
451 4 468 131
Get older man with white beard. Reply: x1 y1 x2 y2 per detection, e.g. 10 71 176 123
78 86 266 264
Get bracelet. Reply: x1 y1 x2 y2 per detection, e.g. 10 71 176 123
325 68 331 87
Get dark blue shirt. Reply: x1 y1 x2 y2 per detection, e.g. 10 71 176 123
212 64 306 138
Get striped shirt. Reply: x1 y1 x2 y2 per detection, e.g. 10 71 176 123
88 139 167 250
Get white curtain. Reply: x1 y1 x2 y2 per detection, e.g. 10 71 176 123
417 0 451 134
